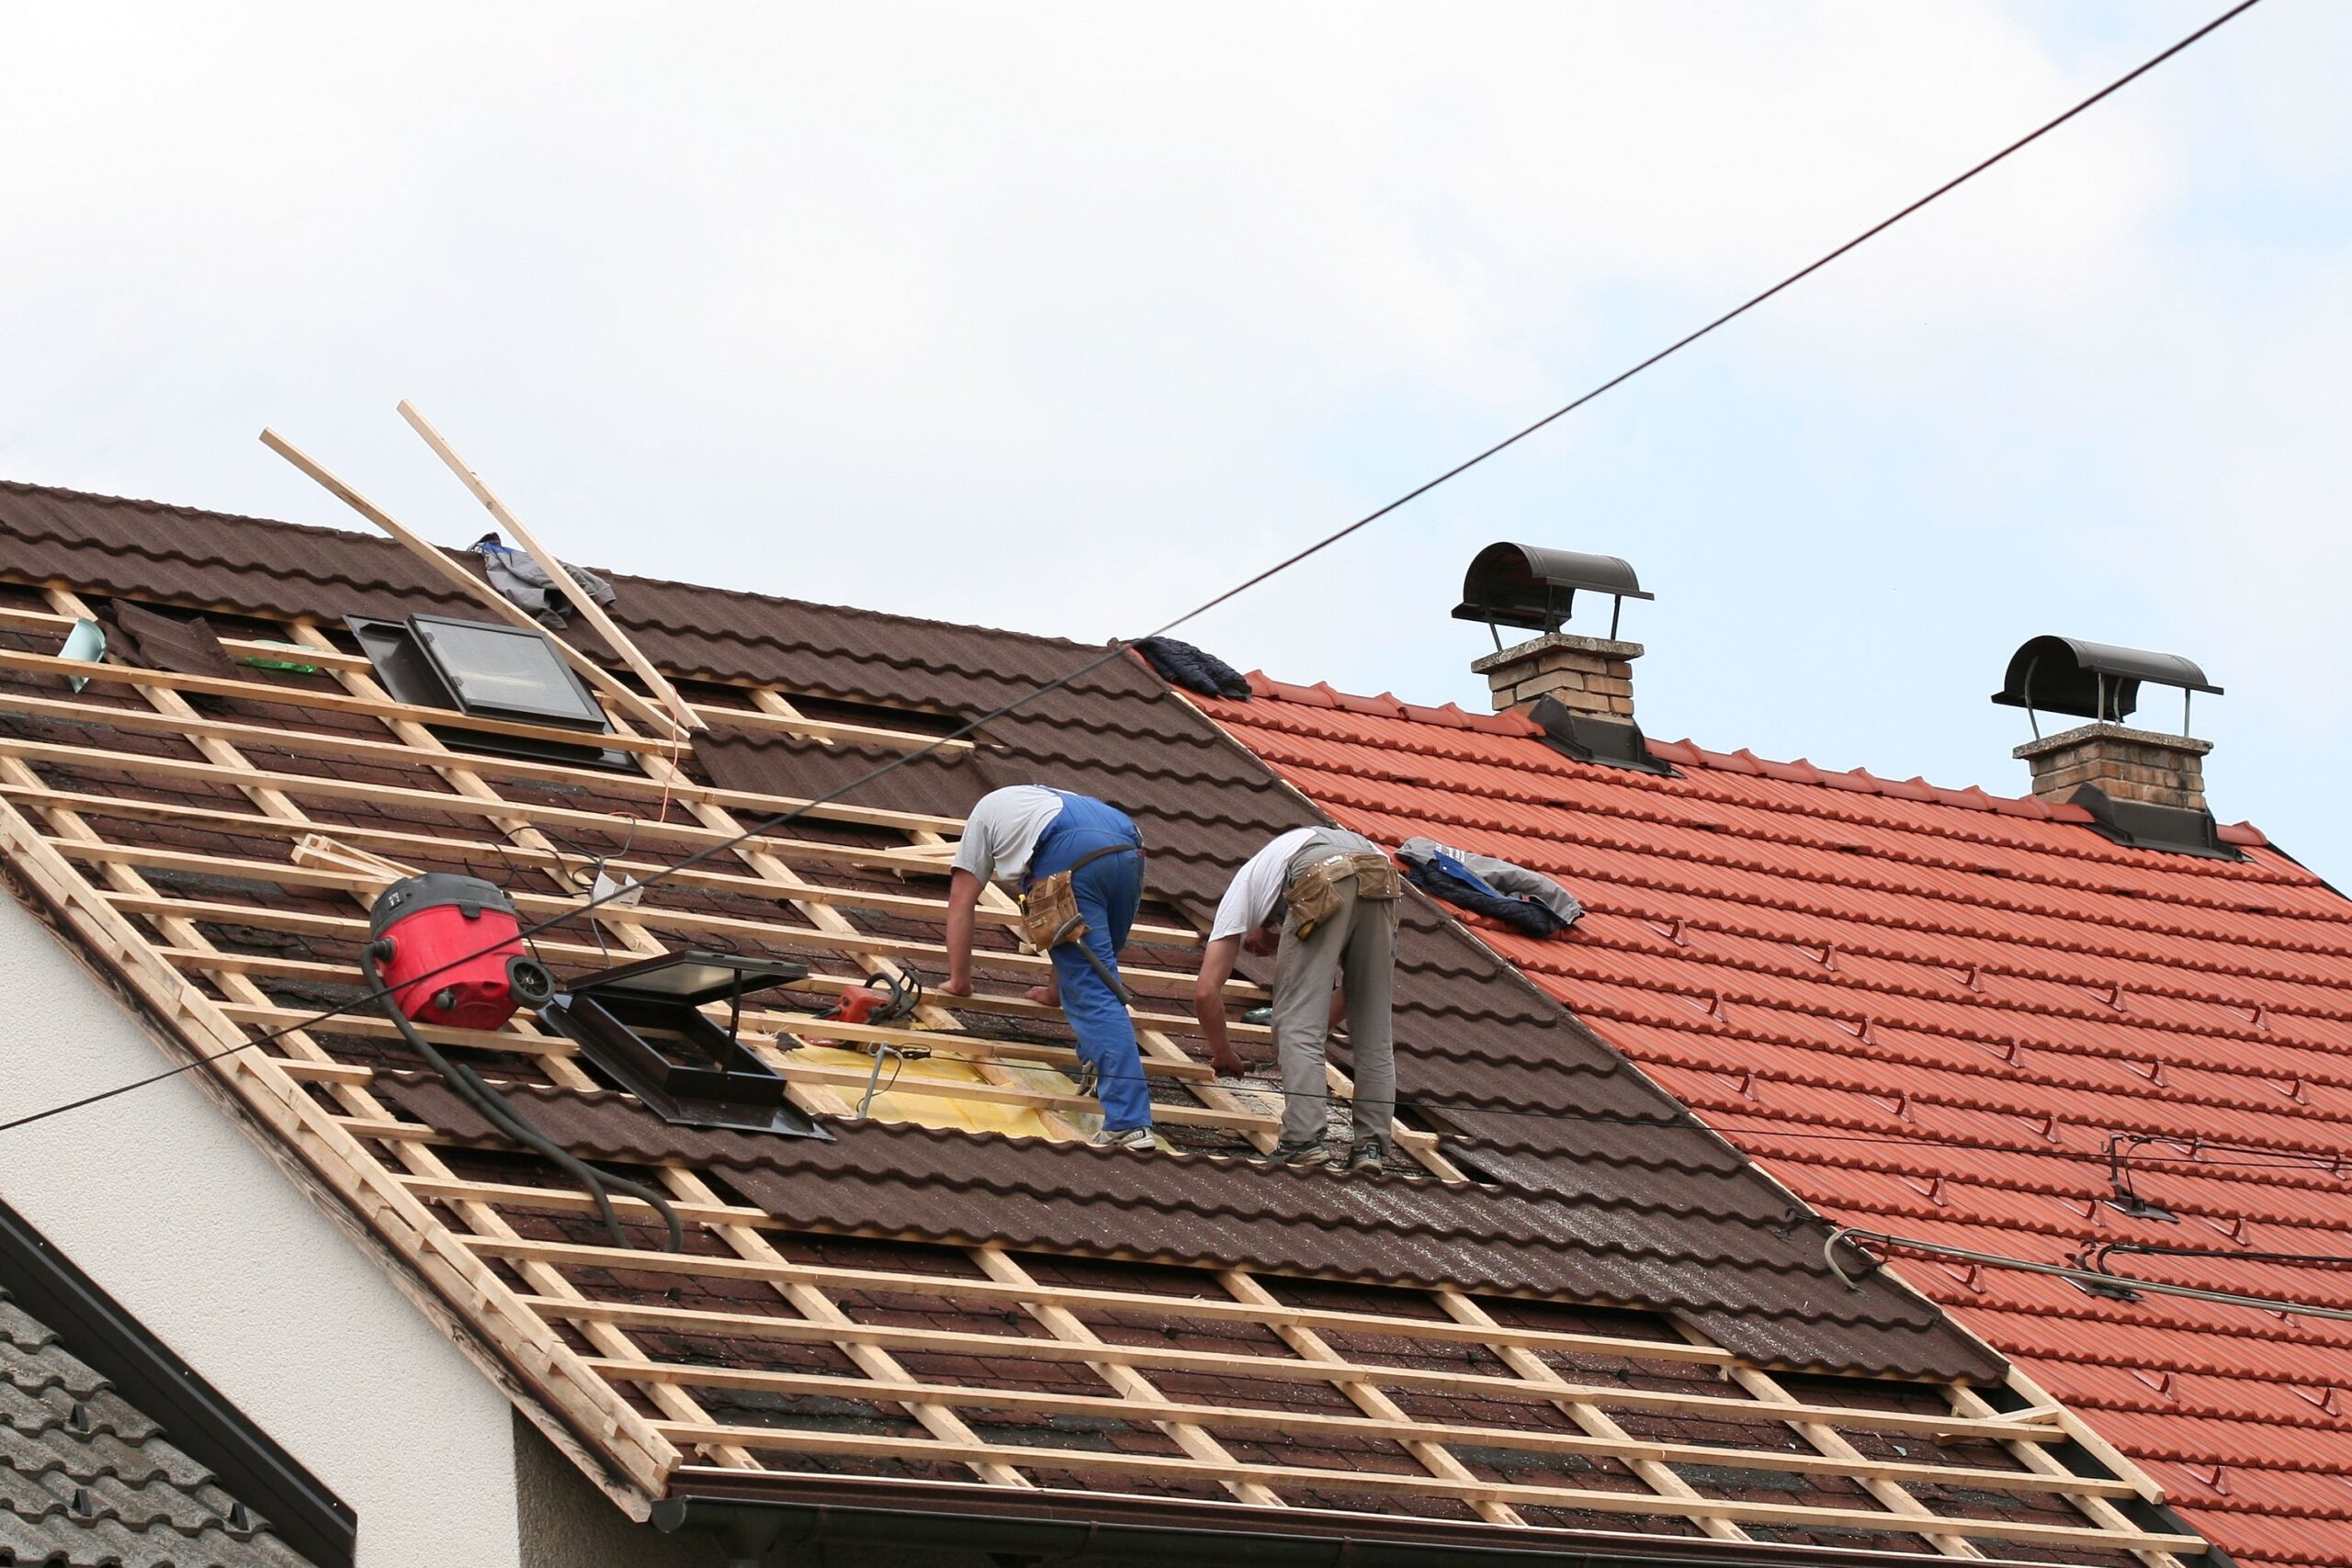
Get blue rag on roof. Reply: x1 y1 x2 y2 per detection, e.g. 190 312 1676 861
1396 837 1580 939
1131 636 1250 700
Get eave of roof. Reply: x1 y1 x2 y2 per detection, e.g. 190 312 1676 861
0 1201 333 1568
655 1470 2120 1568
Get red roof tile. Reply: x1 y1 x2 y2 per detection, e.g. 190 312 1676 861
1204 676 2352 1568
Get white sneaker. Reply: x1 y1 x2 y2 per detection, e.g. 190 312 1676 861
1089 1125 1154 1152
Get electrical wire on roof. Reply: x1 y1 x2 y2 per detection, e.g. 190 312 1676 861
0 0 2268 1142
1826 1226 2352 1325
2076 1237 2352 1274
2103 1131 2352 1222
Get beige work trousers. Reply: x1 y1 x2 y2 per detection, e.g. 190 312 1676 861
1272 829 1397 1146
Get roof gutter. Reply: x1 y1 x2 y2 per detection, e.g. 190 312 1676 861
653 1470 2069 1568
0 1197 356 1568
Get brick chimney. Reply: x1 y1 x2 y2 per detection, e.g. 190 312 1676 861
1475 632 1641 718
2015 723 2210 812
1992 637 2227 849
1452 544 1651 720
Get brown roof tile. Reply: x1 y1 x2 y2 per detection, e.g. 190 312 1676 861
0 476 2000 1389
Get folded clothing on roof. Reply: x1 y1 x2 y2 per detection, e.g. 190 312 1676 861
1396 837 1581 938
1131 635 1249 700
471 533 617 630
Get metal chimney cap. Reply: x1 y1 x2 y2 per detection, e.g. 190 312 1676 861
1451 543 1652 637
1992 636 2222 724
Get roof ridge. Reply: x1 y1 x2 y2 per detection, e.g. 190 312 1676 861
1241 667 2279 845
1239 671 1534 737
0 476 384 541
0 475 1114 663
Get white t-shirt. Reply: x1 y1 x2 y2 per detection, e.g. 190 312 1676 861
1209 828 1319 941
950 785 1068 886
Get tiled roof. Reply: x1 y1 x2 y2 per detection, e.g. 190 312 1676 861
0 1289 312 1568
0 479 1995 1384
1203 671 2352 1568
0 478 2197 1559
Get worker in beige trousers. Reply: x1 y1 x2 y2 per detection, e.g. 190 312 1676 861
1193 827 1399 1173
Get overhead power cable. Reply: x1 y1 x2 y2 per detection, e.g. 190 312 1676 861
0 0 2266 1141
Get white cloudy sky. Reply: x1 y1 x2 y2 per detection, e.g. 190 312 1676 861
5 3 2346 872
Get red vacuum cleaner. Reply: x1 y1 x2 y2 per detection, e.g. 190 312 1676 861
367 874 553 1029
361 872 681 1252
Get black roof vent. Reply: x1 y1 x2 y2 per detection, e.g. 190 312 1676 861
1527 696 1677 777
1452 544 1652 644
1992 636 2221 735
2067 786 2241 862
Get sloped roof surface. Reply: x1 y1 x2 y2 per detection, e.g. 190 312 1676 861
1203 671 2351 1568
0 479 1998 1384
0 1289 311 1568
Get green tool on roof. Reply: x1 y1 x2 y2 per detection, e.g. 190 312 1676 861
238 639 318 673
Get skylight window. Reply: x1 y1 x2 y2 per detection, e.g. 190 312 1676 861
347 614 628 769
411 615 607 728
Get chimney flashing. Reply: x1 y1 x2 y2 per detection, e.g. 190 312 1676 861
1528 696 1676 776
2065 784 2242 862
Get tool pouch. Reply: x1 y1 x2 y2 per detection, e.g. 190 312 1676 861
1284 852 1399 938
1350 852 1402 901
1019 870 1085 952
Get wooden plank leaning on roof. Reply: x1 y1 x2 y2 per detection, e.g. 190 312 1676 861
258 426 692 743
395 400 705 736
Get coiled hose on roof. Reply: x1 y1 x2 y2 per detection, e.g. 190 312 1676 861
363 943 684 1253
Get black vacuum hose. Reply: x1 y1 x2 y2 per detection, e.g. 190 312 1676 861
363 944 684 1252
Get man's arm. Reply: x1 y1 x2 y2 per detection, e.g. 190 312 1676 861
1193 934 1247 1077
939 868 983 996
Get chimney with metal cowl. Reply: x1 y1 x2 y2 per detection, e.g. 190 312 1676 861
1993 636 2234 858
1454 544 1652 718
1455 543 1671 774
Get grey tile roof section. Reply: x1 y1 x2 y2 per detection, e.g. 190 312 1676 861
0 1291 313 1568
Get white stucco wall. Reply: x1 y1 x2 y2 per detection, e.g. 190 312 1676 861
515 1416 717 1568
0 890 537 1566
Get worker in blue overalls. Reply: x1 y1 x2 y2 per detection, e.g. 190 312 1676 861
939 785 1154 1151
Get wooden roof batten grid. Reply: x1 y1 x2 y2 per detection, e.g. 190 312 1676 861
0 570 2202 1562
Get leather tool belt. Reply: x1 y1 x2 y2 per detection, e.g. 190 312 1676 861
1283 850 1401 939
1018 843 1142 953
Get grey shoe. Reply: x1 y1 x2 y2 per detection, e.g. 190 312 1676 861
1090 1125 1154 1152
1263 1138 1329 1168
1346 1138 1388 1175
